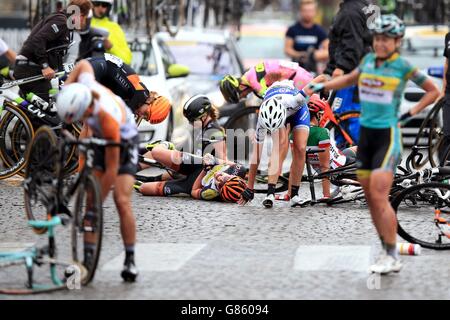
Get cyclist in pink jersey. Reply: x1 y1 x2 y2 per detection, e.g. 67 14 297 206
220 60 321 103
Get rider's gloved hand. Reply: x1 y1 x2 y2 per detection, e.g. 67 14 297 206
202 153 216 167
399 110 412 126
238 187 254 205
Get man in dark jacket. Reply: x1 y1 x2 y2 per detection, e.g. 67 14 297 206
324 0 372 77
14 0 92 103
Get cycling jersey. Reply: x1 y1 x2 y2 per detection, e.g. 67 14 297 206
78 72 138 142
240 60 313 98
91 17 132 65
200 163 246 200
358 52 427 128
87 53 148 112
306 126 347 172
193 120 226 157
255 80 310 143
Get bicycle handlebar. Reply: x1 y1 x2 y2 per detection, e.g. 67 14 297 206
0 70 67 90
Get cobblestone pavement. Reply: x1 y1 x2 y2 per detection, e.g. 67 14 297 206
0 168 449 300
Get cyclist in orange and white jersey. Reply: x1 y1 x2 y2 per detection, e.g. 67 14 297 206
57 60 139 282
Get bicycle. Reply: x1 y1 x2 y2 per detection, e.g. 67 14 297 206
23 126 112 284
145 0 185 37
0 65 80 180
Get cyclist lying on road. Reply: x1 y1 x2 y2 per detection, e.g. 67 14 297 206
134 143 247 203
137 95 227 182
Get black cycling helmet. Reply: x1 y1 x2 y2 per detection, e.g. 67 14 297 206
183 94 212 122
129 85 150 112
220 75 241 104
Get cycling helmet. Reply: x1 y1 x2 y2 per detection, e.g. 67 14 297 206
220 75 241 104
308 94 328 114
220 176 247 203
259 97 286 132
183 94 212 122
56 83 92 123
148 96 171 124
371 14 405 38
92 0 113 5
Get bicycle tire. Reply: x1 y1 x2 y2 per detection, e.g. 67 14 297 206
391 182 450 250
0 102 35 180
24 126 60 235
412 98 445 169
72 174 103 285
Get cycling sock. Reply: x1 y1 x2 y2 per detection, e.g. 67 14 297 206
267 184 276 196
125 246 135 263
84 242 96 251
385 243 398 259
290 185 299 197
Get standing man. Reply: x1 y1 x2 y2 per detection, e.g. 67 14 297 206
14 0 92 102
91 0 132 65
324 0 372 78
0 38 16 80
285 0 329 73
439 32 450 164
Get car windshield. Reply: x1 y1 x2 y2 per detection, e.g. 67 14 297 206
165 41 238 76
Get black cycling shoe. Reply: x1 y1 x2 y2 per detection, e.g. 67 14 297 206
121 260 139 282
83 248 95 271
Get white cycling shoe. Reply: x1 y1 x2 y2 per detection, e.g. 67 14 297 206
369 254 403 275
290 195 310 207
262 194 275 208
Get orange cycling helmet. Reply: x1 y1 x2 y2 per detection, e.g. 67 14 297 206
308 94 329 114
145 95 171 124
220 176 247 203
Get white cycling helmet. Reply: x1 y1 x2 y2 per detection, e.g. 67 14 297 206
56 83 92 123
259 97 286 132
93 0 114 4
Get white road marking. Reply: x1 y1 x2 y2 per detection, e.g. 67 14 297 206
102 243 206 271
294 245 372 272
0 242 35 252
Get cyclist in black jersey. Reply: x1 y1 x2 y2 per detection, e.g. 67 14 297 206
137 95 226 182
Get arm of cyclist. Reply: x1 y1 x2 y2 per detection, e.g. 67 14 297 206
305 68 360 96
238 139 264 205
318 146 331 198
65 59 95 84
400 71 440 122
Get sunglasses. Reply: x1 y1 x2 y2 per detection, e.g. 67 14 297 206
92 2 110 8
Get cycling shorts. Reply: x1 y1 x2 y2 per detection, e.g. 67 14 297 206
356 125 402 178
94 136 139 176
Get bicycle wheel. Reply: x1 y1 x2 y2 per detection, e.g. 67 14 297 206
391 182 450 250
23 126 60 235
72 174 103 285
412 99 445 169
0 103 35 180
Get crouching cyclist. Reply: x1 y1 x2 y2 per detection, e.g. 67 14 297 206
134 143 247 203
238 79 310 208
57 60 139 282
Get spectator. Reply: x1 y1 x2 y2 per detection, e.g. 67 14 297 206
0 38 16 80
285 0 329 73
324 0 372 78
91 0 132 65
14 0 92 102
439 32 450 163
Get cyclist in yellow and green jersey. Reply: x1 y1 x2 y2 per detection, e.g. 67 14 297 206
306 14 439 275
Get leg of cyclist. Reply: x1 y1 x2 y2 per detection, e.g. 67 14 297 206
113 174 138 282
263 127 287 208
289 128 309 206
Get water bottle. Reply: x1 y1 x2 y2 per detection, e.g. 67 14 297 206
397 243 421 255
26 92 49 110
